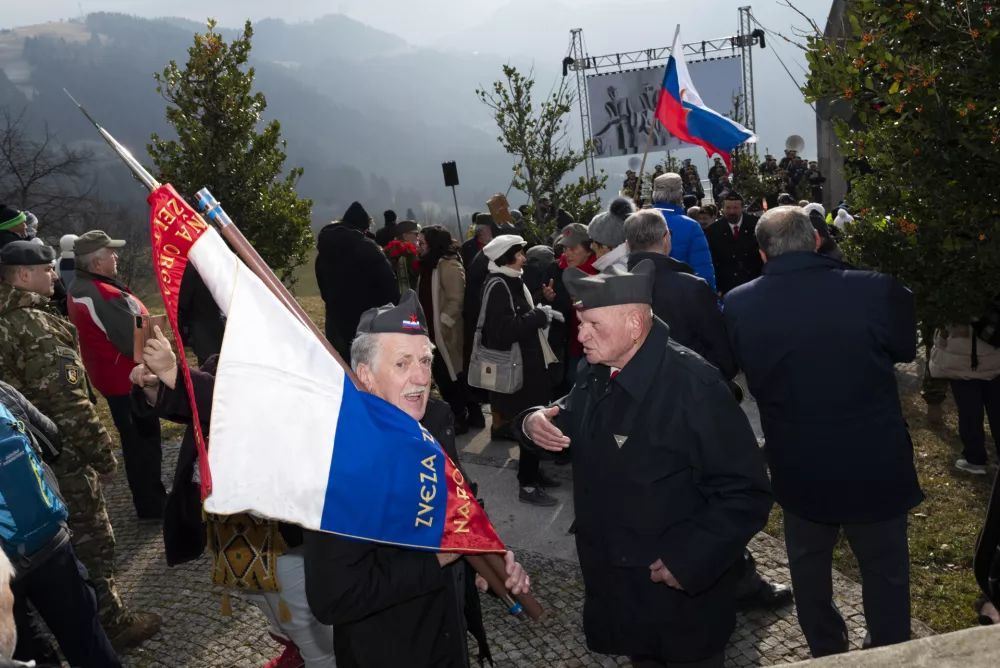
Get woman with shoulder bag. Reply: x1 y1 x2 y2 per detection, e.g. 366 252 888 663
477 235 561 507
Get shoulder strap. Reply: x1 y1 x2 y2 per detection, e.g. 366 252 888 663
476 277 517 332
23 422 60 461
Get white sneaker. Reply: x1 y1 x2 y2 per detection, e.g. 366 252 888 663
956 459 988 475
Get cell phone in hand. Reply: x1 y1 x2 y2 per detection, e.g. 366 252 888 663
133 314 168 363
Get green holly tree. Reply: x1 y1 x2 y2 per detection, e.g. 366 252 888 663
803 0 1000 328
477 65 607 236
148 19 313 284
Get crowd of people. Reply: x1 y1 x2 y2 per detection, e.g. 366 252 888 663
0 152 997 668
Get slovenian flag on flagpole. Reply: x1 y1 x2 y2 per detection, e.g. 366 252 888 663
147 184 506 554
655 26 756 172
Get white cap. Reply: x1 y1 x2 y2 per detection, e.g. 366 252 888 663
483 235 526 261
803 203 825 218
59 234 79 252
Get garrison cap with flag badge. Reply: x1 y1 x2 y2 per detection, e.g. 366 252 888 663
563 259 655 311
356 289 429 337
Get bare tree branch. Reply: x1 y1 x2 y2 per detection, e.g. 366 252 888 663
0 106 95 234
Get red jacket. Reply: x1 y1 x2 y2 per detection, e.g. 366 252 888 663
67 270 148 397
559 254 598 357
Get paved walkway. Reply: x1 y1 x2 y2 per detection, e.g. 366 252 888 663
108 385 928 667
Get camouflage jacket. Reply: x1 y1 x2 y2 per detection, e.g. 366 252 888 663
0 282 117 476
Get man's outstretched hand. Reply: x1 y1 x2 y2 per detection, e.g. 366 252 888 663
524 406 570 452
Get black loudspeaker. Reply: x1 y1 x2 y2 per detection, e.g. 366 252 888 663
442 161 459 187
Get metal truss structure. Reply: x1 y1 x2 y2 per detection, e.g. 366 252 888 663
566 7 765 181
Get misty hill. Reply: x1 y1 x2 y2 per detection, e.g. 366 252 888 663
0 13 522 231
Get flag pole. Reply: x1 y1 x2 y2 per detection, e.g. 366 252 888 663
632 117 658 201
67 90 542 621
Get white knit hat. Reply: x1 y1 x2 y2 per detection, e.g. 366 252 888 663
59 234 78 253
483 234 526 261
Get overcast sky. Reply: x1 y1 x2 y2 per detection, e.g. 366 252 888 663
4 0 829 47
4 0 833 160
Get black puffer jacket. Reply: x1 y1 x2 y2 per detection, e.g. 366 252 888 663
315 223 399 362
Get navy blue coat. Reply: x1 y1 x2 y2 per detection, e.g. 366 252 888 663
724 252 923 524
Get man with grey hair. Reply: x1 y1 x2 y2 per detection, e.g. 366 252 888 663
515 261 772 668
68 231 166 522
725 206 921 657
651 173 716 290
624 210 732 377
305 290 529 667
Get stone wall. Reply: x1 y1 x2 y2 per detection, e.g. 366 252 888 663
786 625 1000 668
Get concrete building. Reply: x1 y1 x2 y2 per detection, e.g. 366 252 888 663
815 0 850 212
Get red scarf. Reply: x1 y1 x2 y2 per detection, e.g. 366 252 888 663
560 254 598 357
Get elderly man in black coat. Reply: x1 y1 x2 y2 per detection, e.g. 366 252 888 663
515 262 772 668
303 292 529 668
315 201 399 362
724 206 923 658
624 209 793 610
705 191 764 296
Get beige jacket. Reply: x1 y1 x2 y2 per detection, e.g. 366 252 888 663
419 256 465 380
929 324 1000 381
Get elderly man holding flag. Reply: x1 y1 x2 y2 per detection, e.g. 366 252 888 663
304 292 529 667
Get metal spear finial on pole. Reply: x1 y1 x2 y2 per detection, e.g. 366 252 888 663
64 89 161 192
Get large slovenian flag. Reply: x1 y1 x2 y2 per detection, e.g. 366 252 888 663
146 184 506 554
655 26 756 171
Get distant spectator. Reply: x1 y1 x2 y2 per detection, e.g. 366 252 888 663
0 205 26 249
315 202 399 363
777 193 796 206
523 245 554 299
374 209 398 247
589 197 635 275
805 161 827 203
834 208 854 229
929 319 1000 475
461 214 493 269
67 231 164 520
416 225 471 433
803 204 843 261
545 223 597 394
651 173 716 290
697 203 718 230
705 191 764 296
56 235 78 290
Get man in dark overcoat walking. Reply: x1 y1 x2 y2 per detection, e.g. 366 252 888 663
515 261 772 668
725 206 923 657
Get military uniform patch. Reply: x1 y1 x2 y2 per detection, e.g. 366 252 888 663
61 360 82 386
